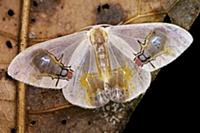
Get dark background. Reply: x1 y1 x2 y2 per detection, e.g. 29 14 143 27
124 15 200 132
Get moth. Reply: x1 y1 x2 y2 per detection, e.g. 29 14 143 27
8 23 193 108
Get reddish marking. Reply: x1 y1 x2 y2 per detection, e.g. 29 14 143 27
134 57 143 66
66 69 74 80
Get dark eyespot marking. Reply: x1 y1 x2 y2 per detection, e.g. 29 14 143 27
163 14 172 23
33 0 38 7
7 9 15 16
61 119 67 125
6 40 13 48
96 3 124 25
10 128 16 133
31 18 36 23
30 120 37 126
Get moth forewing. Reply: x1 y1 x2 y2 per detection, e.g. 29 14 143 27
141 24 193 71
8 31 88 89
107 23 193 72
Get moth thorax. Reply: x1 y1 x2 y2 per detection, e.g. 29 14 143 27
89 28 111 82
89 27 108 45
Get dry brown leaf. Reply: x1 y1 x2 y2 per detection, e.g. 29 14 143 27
0 0 20 132
0 78 16 133
0 0 199 132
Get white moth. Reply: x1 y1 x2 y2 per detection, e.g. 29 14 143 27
8 23 193 108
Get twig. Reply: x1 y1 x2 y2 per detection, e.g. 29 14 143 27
28 103 72 115
17 0 30 133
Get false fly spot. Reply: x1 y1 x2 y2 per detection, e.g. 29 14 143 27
8 23 193 108
133 29 169 68
31 49 74 86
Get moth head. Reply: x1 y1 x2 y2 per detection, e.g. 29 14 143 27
89 27 108 45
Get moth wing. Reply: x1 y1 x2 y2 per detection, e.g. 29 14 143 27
107 42 151 103
107 23 193 71
62 45 110 108
8 31 89 89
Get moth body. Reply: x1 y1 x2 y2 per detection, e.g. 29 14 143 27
89 27 111 81
82 27 129 106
